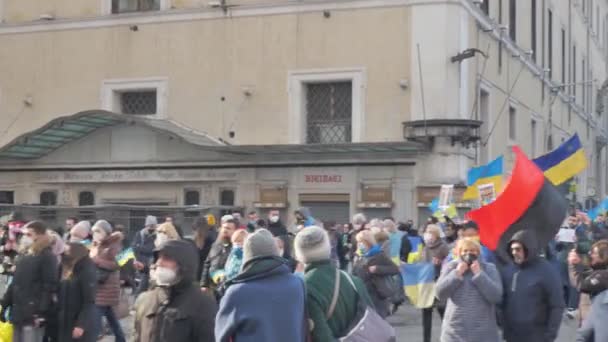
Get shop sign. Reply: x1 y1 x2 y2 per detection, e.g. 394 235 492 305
36 169 239 183
304 175 343 183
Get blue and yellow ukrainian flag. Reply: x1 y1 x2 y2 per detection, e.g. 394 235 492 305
400 262 436 309
428 198 458 220
533 134 588 186
462 156 503 201
115 247 135 267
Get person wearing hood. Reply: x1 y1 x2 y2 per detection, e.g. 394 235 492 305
436 238 503 342
568 240 608 325
500 230 564 342
200 219 236 298
134 240 217 342
189 216 217 283
132 215 158 296
70 221 93 247
294 207 317 230
294 226 373 342
352 230 400 318
215 229 305 342
90 220 125 342
0 221 58 341
57 242 97 342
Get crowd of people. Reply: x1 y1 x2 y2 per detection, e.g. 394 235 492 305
0 207 606 341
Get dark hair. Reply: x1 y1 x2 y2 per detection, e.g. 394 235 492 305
66 217 79 224
193 216 211 249
430 217 439 224
256 219 267 228
462 221 480 232
248 211 257 216
25 221 47 235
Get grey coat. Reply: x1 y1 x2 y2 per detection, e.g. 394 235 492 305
436 260 503 342
576 289 608 342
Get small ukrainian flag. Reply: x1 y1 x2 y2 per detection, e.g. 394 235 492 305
533 133 588 186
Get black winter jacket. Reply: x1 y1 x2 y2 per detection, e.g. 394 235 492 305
200 240 232 288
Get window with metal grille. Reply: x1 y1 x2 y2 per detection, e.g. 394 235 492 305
220 190 235 206
79 191 95 206
509 0 516 41
306 82 352 144
120 90 157 115
508 106 516 141
40 191 57 206
0 191 14 204
480 0 489 15
184 190 200 206
112 0 160 14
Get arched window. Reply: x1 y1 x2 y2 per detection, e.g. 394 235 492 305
40 191 57 206
184 190 200 206
79 191 95 206
220 189 235 206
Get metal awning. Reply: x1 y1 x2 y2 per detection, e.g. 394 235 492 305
0 110 224 159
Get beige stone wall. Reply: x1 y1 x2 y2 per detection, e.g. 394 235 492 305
3 0 100 22
0 6 411 146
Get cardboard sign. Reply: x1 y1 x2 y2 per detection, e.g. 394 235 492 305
438 185 454 209
557 228 575 243
478 183 497 206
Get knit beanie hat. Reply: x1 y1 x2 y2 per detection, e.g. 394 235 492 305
145 215 158 227
70 221 91 240
243 229 279 265
294 226 331 264
92 220 112 236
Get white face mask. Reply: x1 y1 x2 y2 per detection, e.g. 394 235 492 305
155 266 178 286
20 236 33 248
155 233 169 247
278 248 285 257
269 216 280 223
93 232 105 243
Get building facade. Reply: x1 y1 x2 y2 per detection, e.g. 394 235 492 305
0 0 607 228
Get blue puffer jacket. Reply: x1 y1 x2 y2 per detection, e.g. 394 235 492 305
500 230 565 342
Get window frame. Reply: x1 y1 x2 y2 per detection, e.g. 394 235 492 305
0 191 14 204
508 104 517 143
101 77 168 118
102 0 170 15
78 191 96 206
39 190 58 206
184 188 201 206
288 68 365 144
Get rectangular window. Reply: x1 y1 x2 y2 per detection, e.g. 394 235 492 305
548 9 553 79
573 46 577 99
582 57 586 109
306 82 353 144
479 88 490 163
531 119 537 157
120 90 157 115
509 106 517 141
561 29 566 84
531 0 537 62
0 191 14 204
509 0 516 41
498 0 503 73
112 0 160 14
481 0 489 15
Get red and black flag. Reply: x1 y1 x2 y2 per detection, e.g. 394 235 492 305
466 146 568 262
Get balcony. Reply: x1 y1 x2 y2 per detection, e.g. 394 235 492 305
402 119 482 148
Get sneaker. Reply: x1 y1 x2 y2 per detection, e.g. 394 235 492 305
565 309 578 319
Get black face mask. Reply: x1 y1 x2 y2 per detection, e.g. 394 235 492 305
461 253 478 266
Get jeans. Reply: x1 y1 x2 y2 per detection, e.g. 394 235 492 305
13 325 45 342
96 306 126 342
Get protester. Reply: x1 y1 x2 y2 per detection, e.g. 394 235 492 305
294 207 317 230
201 219 236 298
403 222 423 263
90 220 125 342
267 209 291 259
57 242 97 342
223 229 248 281
275 236 297 272
231 212 247 230
246 211 259 233
500 230 564 342
70 220 92 245
132 215 157 295
134 240 217 341
190 216 217 283
294 226 373 342
163 216 184 238
568 240 608 324
352 230 400 318
436 238 502 342
458 221 495 263
0 221 58 341
154 222 180 248
337 223 353 270
216 229 305 341
420 224 450 342
349 213 368 262
65 217 78 240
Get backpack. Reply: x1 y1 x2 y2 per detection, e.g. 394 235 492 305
327 269 396 342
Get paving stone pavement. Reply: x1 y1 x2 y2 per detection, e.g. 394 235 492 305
103 302 578 342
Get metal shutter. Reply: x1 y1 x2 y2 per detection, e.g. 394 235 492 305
300 201 350 225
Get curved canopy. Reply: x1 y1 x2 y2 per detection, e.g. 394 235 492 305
0 110 224 159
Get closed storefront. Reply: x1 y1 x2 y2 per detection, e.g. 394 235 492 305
299 193 350 225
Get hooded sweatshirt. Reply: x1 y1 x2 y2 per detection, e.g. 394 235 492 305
215 256 306 342
500 230 564 342
134 240 217 342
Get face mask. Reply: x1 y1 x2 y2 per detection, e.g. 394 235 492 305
20 236 33 248
358 243 368 254
269 216 280 223
461 253 478 266
423 233 434 244
155 266 178 286
155 233 169 247
93 232 105 243
69 236 83 243
278 248 285 257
